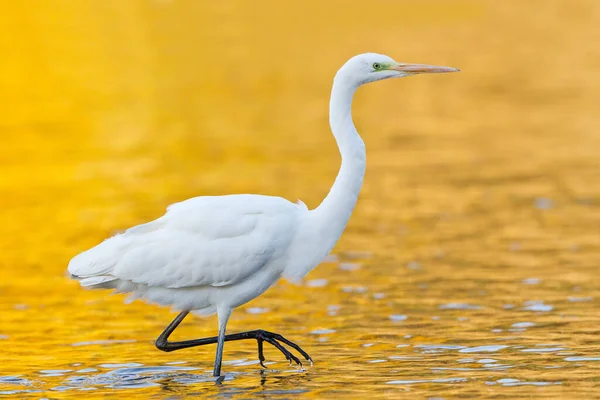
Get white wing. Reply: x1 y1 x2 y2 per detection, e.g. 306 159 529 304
68 194 304 289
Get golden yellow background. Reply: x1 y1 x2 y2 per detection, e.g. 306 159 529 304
0 0 599 398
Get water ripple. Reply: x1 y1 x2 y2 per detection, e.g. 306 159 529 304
459 345 509 353
387 377 468 385
309 329 336 335
415 344 466 353
489 378 561 387
438 303 482 310
521 347 565 353
523 301 553 312
61 364 223 390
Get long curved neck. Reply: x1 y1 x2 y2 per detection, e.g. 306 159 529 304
312 78 366 245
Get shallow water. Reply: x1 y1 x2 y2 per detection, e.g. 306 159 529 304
1 1 600 398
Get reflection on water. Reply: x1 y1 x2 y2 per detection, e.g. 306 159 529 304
1 0 600 398
2 336 595 395
1 274 599 398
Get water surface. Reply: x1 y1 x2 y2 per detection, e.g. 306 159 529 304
1 1 599 398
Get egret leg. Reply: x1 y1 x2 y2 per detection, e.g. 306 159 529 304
155 311 313 372
213 308 232 377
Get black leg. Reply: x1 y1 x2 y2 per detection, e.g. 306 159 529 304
257 336 266 368
155 311 313 368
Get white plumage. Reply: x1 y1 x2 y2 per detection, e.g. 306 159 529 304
68 53 458 376
70 195 310 314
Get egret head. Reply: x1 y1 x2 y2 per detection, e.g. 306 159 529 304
335 53 459 87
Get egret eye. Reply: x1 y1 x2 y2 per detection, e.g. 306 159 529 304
372 63 382 70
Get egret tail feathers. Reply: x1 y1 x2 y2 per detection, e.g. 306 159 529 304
74 275 119 288
68 235 132 284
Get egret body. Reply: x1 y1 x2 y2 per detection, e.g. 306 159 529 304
68 53 458 376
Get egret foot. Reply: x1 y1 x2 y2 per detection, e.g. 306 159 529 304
155 311 312 375
248 329 313 368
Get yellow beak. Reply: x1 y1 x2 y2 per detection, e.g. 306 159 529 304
392 63 460 74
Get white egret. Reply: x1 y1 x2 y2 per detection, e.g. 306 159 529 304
68 53 458 377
